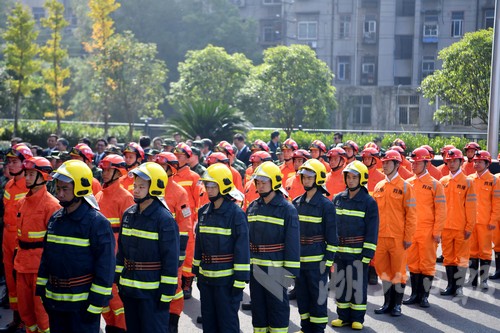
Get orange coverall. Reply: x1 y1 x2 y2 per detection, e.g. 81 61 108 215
245 166 254 183
279 161 296 186
366 166 385 195
437 164 449 179
469 171 500 260
285 174 305 201
229 165 244 193
119 172 135 194
407 172 446 275
95 179 135 330
427 162 443 181
397 165 414 180
462 160 475 176
440 171 476 267
494 174 500 252
402 157 413 174
325 168 345 200
3 177 28 310
243 181 259 212
15 185 60 333
373 174 416 284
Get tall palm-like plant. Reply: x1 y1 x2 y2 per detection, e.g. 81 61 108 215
167 99 251 142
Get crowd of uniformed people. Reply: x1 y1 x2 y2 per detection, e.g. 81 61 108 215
0 131 499 333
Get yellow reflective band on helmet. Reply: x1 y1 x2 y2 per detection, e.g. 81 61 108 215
337 246 363 254
254 328 267 333
234 264 250 271
47 234 90 247
310 316 329 324
326 245 338 252
115 265 124 273
269 327 288 333
247 215 284 226
336 301 350 309
177 181 193 187
233 280 246 288
121 227 159 240
119 277 159 290
15 192 28 200
199 226 232 236
350 303 367 311
193 259 200 266
108 218 120 226
198 267 234 278
173 290 184 300
36 277 48 286
160 294 174 302
28 230 47 238
45 290 89 302
90 283 112 296
284 261 300 268
251 258 284 267
300 255 324 262
161 275 178 285
298 215 322 223
87 304 104 314
363 242 377 251
336 209 366 218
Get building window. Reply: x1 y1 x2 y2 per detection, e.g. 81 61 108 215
396 0 415 17
485 9 495 29
451 11 464 38
261 21 281 43
339 15 351 39
298 21 318 40
363 16 377 43
262 0 281 5
337 56 351 81
361 56 376 85
423 23 438 37
364 19 376 34
398 95 419 125
32 7 45 21
395 35 413 59
353 96 372 125
422 56 435 79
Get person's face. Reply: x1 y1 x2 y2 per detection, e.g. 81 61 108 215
108 138 118 146
334 136 341 143
473 159 488 173
255 179 272 193
47 136 57 148
204 182 220 199
293 158 305 171
101 168 116 183
24 169 40 187
301 174 315 188
329 155 343 168
382 160 397 176
310 148 320 159
96 141 106 154
7 157 22 176
56 141 66 152
133 176 150 200
175 153 188 167
344 147 354 158
147 155 156 162
282 149 293 161
174 134 181 143
465 149 476 159
124 152 138 166
448 158 462 173
362 157 373 167
55 180 75 202
411 160 426 176
153 140 163 151
345 172 360 189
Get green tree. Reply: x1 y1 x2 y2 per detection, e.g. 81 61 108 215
3 3 41 137
40 0 71 135
241 45 337 137
169 45 253 107
420 29 492 126
167 99 251 142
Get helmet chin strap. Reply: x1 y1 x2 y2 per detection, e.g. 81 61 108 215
59 196 81 208
103 169 120 187
134 194 152 204
348 184 361 192
331 160 344 172
258 190 273 198
208 192 223 203
10 169 23 177
303 185 314 192
26 172 46 189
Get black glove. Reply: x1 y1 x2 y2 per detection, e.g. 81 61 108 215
82 309 100 323
158 299 170 311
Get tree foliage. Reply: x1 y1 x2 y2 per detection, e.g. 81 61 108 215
3 3 41 136
169 45 253 107
420 29 492 126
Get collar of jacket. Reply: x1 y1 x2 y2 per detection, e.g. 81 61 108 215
65 200 92 222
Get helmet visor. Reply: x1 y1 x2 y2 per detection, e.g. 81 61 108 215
51 172 73 183
298 169 316 177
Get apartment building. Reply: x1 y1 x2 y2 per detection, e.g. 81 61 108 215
234 0 496 132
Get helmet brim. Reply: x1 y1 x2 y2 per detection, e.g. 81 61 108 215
84 195 99 210
51 173 73 183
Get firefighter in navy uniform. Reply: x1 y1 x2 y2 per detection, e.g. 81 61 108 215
246 161 300 333
292 159 338 333
193 163 249 333
116 162 179 333
36 160 115 333
331 161 379 331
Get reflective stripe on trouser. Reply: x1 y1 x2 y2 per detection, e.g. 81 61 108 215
374 237 408 284
296 267 328 332
17 272 49 333
182 224 195 277
198 281 242 333
250 268 289 332
407 228 438 276
170 266 184 316
102 283 126 330
3 229 17 310
441 228 471 268
46 308 100 333
334 259 368 324
470 224 494 260
121 295 169 333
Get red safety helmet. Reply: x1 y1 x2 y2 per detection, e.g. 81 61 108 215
464 142 481 151
70 143 94 163
173 142 193 158
342 140 359 154
440 145 456 157
363 142 379 151
326 147 347 160
472 150 491 163
206 152 230 166
249 151 272 163
420 145 435 157
98 154 127 176
361 147 380 159
281 138 298 151
392 138 407 150
380 149 403 163
445 148 464 161
409 147 432 162
292 149 312 160
390 146 405 155
154 152 179 168
251 139 270 152
214 141 235 156
309 140 327 154
23 156 52 181
6 144 33 161
123 142 145 160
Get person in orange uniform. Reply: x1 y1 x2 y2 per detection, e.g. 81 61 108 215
279 138 298 185
15 157 60 333
420 145 443 181
342 140 359 164
403 148 446 308
325 147 347 200
363 142 382 169
69 143 102 195
389 146 413 180
467 150 500 290
242 151 273 211
120 142 145 194
439 148 476 297
205 152 243 193
213 141 246 184
392 138 412 173
437 145 455 179
462 142 481 176
361 147 385 194
309 140 330 172
4 143 32 326
95 154 134 333
245 140 271 183
153 152 192 333
285 149 312 201
173 143 206 299
373 149 416 317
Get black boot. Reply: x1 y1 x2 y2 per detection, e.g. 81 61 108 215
479 259 491 290
368 266 378 285
105 326 126 333
403 273 421 305
391 283 405 316
440 266 456 296
182 276 193 299
436 255 444 263
288 281 297 300
374 281 393 314
465 258 479 287
419 275 433 308
169 314 180 333
490 252 500 279
454 266 466 297
241 301 252 311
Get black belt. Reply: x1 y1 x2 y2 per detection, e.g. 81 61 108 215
201 254 234 264
250 243 285 253
49 274 93 288
339 236 365 245
18 240 44 250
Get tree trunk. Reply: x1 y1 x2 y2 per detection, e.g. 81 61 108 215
13 89 21 138
128 122 133 142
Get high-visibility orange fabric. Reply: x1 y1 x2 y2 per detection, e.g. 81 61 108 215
229 165 244 193
469 170 500 260
96 180 134 330
17 273 49 333
462 161 475 176
495 174 500 251
366 167 385 194
91 177 102 196
325 168 345 200
285 174 305 201
119 171 135 194
243 181 259 212
398 165 414 180
3 177 28 310
373 174 416 283
406 172 446 275
318 158 331 172
170 267 184 316
427 162 443 181
440 170 477 267
402 157 412 173
437 164 449 179
245 166 254 183
279 161 296 185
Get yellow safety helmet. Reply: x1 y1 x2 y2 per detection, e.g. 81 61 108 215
298 159 327 186
253 161 283 191
342 160 369 186
52 160 99 209
129 162 168 197
201 164 244 201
